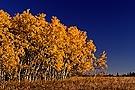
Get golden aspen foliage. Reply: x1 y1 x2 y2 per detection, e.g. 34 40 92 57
0 9 107 81
94 51 108 74
0 10 25 77
97 51 108 68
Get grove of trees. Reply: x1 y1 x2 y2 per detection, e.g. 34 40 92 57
0 9 107 81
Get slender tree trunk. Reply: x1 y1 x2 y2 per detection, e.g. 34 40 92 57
19 68 21 82
33 65 40 80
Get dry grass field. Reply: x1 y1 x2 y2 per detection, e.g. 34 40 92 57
0 77 134 90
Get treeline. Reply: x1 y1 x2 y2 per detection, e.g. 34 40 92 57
125 72 135 76
107 72 135 77
0 9 107 81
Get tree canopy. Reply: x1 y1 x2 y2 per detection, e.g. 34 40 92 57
0 9 107 81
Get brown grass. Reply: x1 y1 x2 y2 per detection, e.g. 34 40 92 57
0 77 135 90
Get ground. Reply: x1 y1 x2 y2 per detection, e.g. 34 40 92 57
0 77 135 90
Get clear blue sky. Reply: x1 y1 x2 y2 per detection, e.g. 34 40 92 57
0 0 134 74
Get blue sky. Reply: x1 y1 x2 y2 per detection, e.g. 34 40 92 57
0 0 135 74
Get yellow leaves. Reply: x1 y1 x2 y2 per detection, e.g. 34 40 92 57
0 47 3 54
52 45 57 53
24 9 30 14
100 51 107 59
96 59 108 69
90 53 96 59
18 46 25 56
55 59 63 72
86 40 96 52
36 13 46 19
68 26 80 36
12 9 37 33
35 13 47 25
0 10 11 28
96 51 108 69
0 9 108 79
79 59 94 72
8 59 17 67
67 64 72 71
84 61 94 70
51 16 60 26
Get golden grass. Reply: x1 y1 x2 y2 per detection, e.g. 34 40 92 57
0 77 135 90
